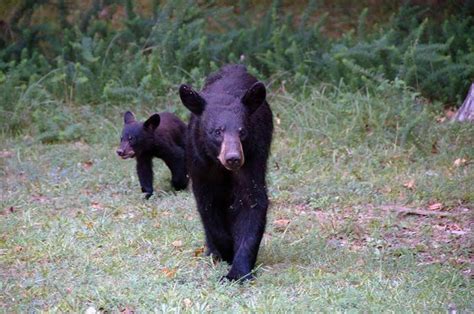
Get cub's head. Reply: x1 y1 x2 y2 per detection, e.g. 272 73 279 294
179 82 266 171
116 111 161 159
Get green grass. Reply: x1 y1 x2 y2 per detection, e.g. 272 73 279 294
1 82 473 312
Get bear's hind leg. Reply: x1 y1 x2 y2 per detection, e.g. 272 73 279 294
163 149 189 191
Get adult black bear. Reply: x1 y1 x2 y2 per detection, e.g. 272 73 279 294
179 64 273 281
117 111 189 198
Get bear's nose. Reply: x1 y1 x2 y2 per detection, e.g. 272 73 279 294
116 149 124 156
225 155 242 169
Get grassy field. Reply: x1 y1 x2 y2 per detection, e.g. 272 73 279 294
1 82 473 312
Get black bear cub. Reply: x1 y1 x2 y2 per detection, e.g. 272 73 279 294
179 64 273 281
117 111 188 198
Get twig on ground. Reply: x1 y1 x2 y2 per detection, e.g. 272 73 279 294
380 205 458 217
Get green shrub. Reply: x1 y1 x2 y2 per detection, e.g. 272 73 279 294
0 1 472 139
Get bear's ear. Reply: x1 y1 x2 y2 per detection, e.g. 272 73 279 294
124 111 136 124
242 82 266 115
179 84 206 115
143 113 161 132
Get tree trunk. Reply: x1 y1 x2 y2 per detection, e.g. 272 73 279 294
453 83 474 122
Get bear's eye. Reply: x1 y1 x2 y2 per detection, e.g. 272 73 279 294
239 128 247 138
214 128 223 137
128 136 134 141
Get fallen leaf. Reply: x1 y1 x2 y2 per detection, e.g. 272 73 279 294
434 224 446 231
295 203 308 211
119 306 135 314
85 306 98 314
431 141 438 154
453 158 467 167
80 189 93 196
448 230 467 236
85 221 94 229
14 245 23 253
183 298 193 308
193 247 204 257
31 195 49 203
172 240 183 248
436 116 446 123
0 150 13 158
91 202 104 210
445 223 463 232
445 107 457 119
162 267 177 278
447 303 457 314
82 160 94 171
462 268 471 277
403 179 415 190
273 219 290 231
153 222 161 228
428 203 443 211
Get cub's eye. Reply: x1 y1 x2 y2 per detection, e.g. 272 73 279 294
239 128 247 138
128 136 133 141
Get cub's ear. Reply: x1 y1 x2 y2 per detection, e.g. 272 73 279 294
124 111 136 124
179 84 206 115
144 113 161 132
242 82 266 115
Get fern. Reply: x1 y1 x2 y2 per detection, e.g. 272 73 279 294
1 0 473 136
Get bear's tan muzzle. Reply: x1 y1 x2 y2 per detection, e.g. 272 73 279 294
218 133 244 171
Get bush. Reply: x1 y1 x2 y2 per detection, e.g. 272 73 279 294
0 0 472 139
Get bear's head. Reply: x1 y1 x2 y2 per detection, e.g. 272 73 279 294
116 111 161 159
179 82 266 171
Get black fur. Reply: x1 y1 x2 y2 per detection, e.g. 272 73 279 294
179 65 273 281
117 111 189 198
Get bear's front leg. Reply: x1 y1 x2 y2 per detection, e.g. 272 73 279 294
225 192 268 282
192 183 234 263
136 155 154 199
